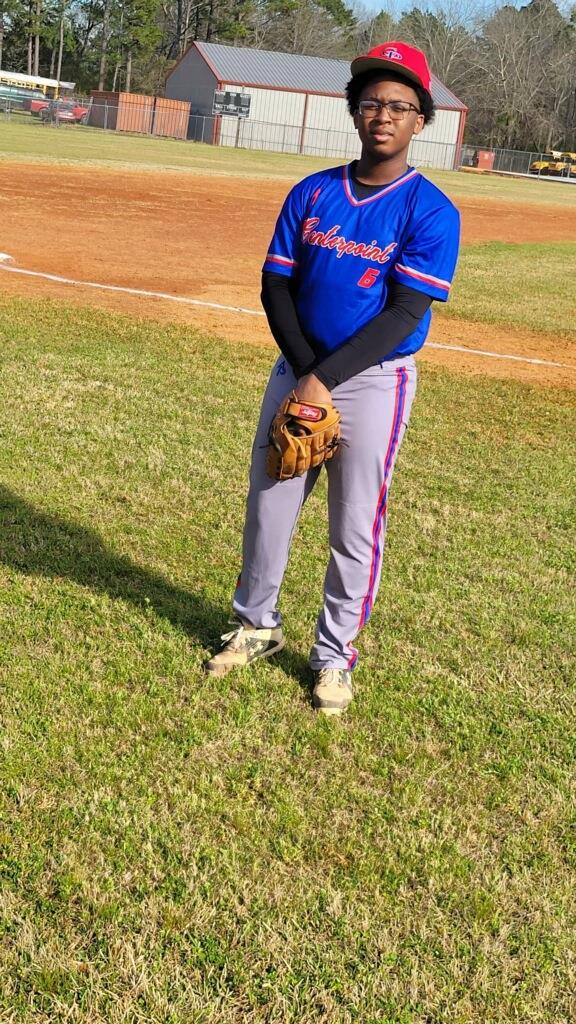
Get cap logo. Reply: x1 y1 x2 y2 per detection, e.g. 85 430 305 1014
383 47 403 60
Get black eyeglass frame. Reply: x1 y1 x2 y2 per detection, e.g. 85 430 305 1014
357 99 422 120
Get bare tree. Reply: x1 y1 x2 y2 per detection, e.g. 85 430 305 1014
55 0 66 81
26 0 32 71
397 2 479 95
249 0 353 57
32 0 40 71
469 0 573 149
344 2 396 55
0 1 6 68
98 0 113 88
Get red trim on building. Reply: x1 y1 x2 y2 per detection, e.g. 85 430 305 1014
454 108 468 169
298 92 310 153
212 81 222 144
219 78 345 99
196 42 222 79
163 42 197 83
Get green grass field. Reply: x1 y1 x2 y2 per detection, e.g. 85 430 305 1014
447 242 576 338
0 296 574 1022
1 115 576 206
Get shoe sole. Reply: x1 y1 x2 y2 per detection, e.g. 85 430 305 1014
314 702 350 716
205 638 286 677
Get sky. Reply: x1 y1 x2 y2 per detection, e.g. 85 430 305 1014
358 0 531 13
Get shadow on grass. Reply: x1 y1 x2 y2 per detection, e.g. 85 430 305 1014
0 485 314 687
0 483 226 652
275 648 314 699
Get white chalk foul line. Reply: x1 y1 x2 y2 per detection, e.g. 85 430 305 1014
0 256 571 371
427 342 567 367
0 261 260 317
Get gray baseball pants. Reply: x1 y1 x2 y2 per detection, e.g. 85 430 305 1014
233 354 417 670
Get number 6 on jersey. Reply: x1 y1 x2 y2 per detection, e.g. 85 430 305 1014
358 268 381 289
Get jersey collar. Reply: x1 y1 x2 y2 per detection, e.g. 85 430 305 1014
343 164 419 207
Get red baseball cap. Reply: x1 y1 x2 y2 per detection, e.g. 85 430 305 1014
350 41 432 94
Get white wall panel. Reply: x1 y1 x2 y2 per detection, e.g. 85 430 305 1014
419 108 460 145
221 84 305 125
305 94 352 133
219 117 303 153
408 137 456 170
409 110 462 169
300 127 360 160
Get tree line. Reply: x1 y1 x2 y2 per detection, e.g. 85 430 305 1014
1 0 574 151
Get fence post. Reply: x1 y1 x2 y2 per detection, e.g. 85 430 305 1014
298 94 309 155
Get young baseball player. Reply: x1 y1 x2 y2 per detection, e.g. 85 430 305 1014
207 41 461 715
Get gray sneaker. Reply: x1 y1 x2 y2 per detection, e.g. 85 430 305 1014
205 620 285 677
312 668 353 716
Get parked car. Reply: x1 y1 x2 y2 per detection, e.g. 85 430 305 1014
30 97 50 116
39 99 89 124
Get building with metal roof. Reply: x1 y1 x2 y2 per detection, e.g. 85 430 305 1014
166 41 467 169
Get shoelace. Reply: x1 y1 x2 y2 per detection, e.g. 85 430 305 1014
319 669 351 689
219 620 247 650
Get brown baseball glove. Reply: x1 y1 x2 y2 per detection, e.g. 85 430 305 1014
266 391 342 481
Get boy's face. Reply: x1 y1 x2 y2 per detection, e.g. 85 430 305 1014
353 74 425 161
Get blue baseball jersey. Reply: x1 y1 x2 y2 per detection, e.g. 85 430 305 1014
263 164 460 359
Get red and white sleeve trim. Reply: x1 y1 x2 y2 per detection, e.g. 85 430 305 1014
395 262 451 292
265 253 298 268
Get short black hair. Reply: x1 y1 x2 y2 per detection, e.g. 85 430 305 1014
346 70 435 125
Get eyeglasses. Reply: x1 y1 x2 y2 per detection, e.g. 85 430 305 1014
357 99 421 120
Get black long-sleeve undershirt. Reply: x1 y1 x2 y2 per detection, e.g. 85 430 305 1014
261 270 433 390
260 272 317 378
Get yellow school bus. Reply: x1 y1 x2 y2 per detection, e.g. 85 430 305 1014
0 70 75 110
529 151 576 176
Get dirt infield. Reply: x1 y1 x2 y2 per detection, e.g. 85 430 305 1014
1 161 575 389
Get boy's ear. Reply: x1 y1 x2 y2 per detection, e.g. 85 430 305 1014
413 114 425 136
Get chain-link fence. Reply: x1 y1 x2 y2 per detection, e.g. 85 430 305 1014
460 143 576 180
2 97 575 180
187 111 460 169
0 99 459 169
